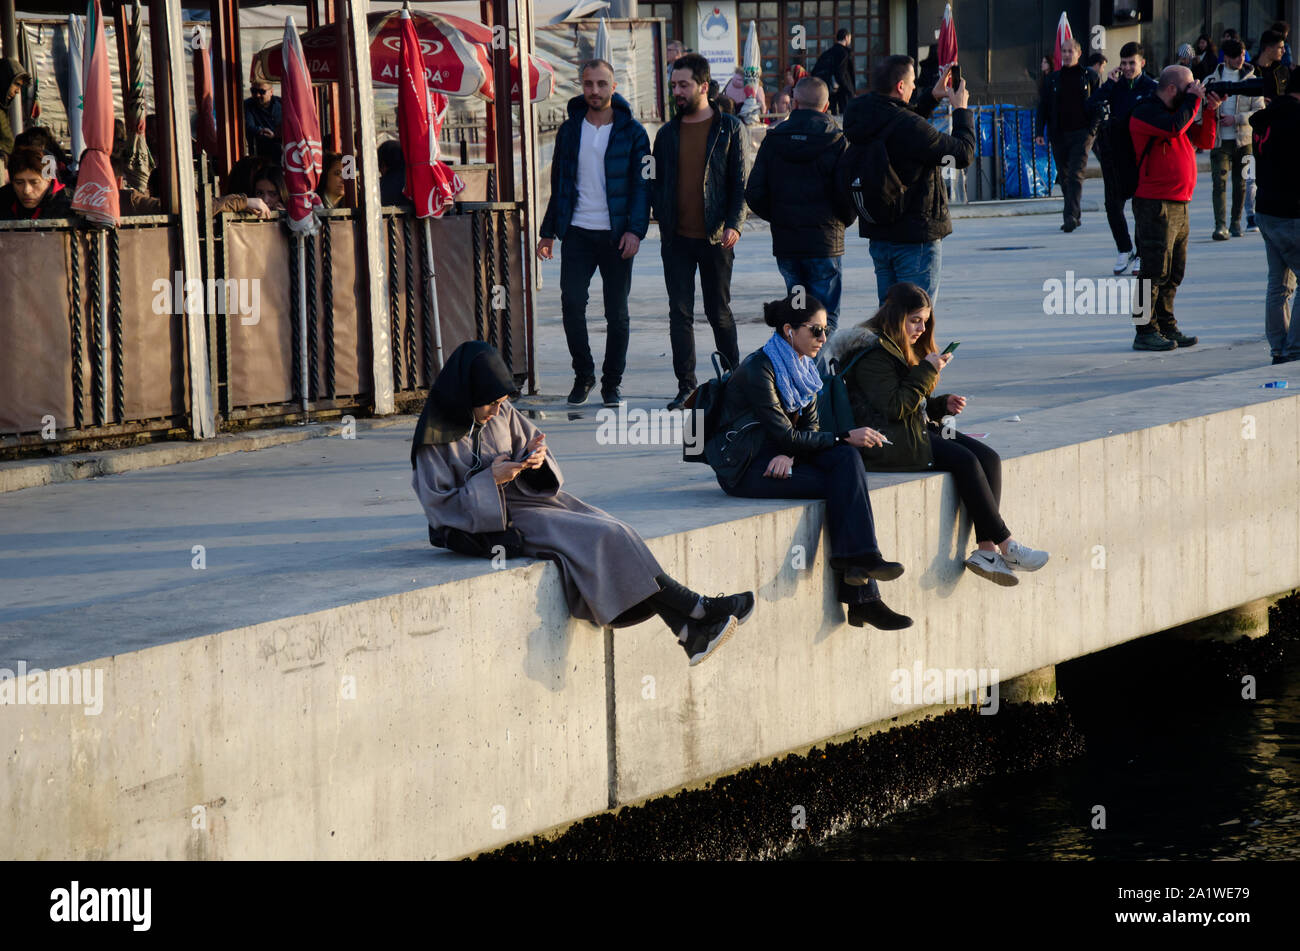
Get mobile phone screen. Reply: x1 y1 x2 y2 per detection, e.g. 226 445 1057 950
942 341 960 355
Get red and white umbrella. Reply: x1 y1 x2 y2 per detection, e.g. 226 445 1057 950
937 2 958 68
193 27 219 163
440 13 555 103
252 10 491 99
70 0 118 226
398 5 464 372
1052 12 1073 71
279 15 323 235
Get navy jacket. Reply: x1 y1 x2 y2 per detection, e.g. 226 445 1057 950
540 93 651 240
1088 72 1157 151
650 107 747 244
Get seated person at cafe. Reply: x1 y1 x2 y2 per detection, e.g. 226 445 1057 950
0 146 72 220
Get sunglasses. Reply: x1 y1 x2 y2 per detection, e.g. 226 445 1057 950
800 324 828 339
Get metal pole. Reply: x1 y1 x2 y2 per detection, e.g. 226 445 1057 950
422 218 444 371
98 230 109 424
298 232 309 418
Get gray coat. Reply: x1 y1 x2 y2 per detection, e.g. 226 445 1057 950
411 402 663 626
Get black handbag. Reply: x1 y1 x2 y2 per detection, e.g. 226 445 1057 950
428 523 527 559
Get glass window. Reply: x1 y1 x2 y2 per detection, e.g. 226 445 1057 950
838 1 853 18
854 17 867 34
739 3 758 18
820 18 833 34
760 18 779 37
786 2 801 18
760 2 779 18
804 2 819 17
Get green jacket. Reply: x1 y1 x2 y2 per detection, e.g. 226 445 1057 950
821 326 952 471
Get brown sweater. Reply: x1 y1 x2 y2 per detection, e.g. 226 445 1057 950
674 119 709 239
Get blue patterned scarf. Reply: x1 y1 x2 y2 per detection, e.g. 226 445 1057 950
762 331 823 413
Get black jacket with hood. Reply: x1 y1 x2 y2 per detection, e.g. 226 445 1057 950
842 90 975 244
1 57 31 158
745 107 854 258
821 325 953 471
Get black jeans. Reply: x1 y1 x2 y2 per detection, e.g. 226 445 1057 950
1131 197 1188 332
723 441 883 604
1050 128 1092 226
663 235 739 390
928 430 1009 545
560 226 633 388
1096 144 1133 253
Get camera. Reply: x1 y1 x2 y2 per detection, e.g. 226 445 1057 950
1205 65 1290 98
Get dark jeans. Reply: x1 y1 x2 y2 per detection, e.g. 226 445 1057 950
663 236 739 390
1210 139 1250 231
776 256 843 336
1096 146 1133 253
1131 197 1189 333
929 431 1009 545
560 226 633 388
1050 128 1092 226
723 441 883 604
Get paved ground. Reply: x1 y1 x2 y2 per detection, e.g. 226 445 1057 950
2 172 1292 669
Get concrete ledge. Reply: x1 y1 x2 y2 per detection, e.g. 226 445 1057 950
2 370 1298 859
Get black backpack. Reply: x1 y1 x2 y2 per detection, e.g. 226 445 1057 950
682 352 732 463
1109 94 1158 200
835 108 910 226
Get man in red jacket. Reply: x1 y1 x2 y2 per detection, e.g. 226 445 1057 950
1127 65 1223 351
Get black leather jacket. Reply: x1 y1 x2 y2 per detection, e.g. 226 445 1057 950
706 349 837 490
650 108 747 244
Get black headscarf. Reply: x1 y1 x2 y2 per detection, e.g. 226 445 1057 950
410 341 518 467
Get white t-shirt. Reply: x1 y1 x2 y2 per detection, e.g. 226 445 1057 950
570 118 613 231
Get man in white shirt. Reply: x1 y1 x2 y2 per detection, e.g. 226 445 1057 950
1208 38 1264 239
539 60 651 407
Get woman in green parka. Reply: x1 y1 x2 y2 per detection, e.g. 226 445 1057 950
822 282 1050 586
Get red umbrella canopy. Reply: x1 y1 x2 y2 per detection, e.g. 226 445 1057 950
1052 12 1073 71
252 10 491 99
437 13 555 103
279 16 323 234
397 9 464 219
70 0 119 226
936 2 958 67
193 28 219 161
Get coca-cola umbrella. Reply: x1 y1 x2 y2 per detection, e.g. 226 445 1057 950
70 0 120 428
193 27 219 164
438 13 556 103
936 2 958 68
251 10 490 99
121 0 152 191
1052 12 1074 71
397 5 465 373
279 14 324 417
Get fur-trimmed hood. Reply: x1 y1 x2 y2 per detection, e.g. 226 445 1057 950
821 325 879 368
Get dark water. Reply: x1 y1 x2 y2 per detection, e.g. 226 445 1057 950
801 631 1300 861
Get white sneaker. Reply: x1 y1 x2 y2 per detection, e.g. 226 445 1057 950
965 549 1019 586
1131 256 1140 275
1113 251 1131 274
1002 539 1049 572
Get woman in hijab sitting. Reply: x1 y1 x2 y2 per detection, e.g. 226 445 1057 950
411 342 754 665
703 295 913 631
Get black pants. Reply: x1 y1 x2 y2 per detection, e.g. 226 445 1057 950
1131 197 1188 333
1096 146 1134 254
724 441 883 605
929 430 1009 545
663 235 739 390
560 226 633 388
1050 128 1092 226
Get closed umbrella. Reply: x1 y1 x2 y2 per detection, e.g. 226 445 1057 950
937 2 958 68
739 20 761 124
121 0 153 192
66 13 85 173
398 4 465 374
1052 12 1073 71
278 14 323 417
193 27 219 163
595 15 610 63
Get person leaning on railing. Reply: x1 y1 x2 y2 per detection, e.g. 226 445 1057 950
108 151 273 219
0 147 71 220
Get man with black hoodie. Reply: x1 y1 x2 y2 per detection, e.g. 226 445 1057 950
745 77 854 343
1 57 32 175
843 55 974 306
1249 73 1300 363
539 60 651 408
1036 38 1099 233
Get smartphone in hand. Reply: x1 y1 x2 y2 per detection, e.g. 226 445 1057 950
941 341 961 355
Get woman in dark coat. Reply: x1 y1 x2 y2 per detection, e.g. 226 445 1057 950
704 295 912 630
411 342 753 665
822 282 1049 586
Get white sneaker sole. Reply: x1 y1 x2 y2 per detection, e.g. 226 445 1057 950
1006 553 1050 572
965 559 1019 587
689 615 738 666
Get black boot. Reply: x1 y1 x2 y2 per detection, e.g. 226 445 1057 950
848 600 913 630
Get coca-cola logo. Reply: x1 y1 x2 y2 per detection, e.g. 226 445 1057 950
381 35 443 56
74 181 113 209
283 136 323 174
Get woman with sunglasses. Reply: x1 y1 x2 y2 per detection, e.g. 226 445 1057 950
704 295 913 630
822 282 1049 585
412 341 755 665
